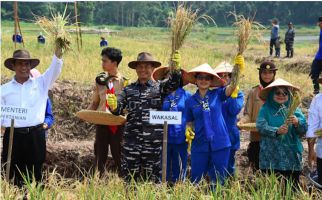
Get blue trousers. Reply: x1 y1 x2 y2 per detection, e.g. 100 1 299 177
191 148 230 184
227 148 237 175
166 143 188 182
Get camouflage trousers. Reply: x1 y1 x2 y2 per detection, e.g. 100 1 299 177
121 134 162 183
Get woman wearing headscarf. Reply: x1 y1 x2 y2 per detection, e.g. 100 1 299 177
214 62 244 176
153 67 191 183
256 78 307 187
238 61 277 171
185 56 244 185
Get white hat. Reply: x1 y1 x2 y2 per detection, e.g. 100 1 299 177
185 63 224 87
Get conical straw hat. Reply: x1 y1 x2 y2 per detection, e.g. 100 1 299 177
152 66 189 86
259 78 300 100
185 63 224 87
76 110 126 125
213 61 233 74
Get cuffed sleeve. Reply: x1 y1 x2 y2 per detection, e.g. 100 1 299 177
256 106 279 138
160 70 181 96
228 91 244 116
111 89 127 116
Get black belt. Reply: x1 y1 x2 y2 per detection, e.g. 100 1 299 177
6 124 44 134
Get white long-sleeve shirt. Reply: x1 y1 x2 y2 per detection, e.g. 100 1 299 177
1 55 63 127
307 93 322 159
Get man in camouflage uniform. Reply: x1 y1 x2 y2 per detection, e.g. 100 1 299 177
107 52 181 182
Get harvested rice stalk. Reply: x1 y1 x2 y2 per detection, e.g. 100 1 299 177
314 128 322 137
286 90 301 119
168 4 215 70
35 5 72 54
229 12 265 88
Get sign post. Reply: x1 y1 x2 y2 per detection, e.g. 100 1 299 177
149 110 182 183
1 105 29 182
6 119 14 182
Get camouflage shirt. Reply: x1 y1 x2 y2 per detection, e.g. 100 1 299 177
112 70 181 139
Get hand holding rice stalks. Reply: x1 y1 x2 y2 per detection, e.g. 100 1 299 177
229 12 265 88
35 6 72 57
286 90 301 119
168 4 215 70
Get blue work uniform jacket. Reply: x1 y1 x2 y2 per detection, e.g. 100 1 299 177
186 87 231 153
162 87 191 144
222 91 244 150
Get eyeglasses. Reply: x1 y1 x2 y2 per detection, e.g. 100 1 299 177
274 91 288 97
196 75 213 81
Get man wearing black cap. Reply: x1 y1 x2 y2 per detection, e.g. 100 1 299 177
1 47 63 187
284 22 295 58
310 17 322 95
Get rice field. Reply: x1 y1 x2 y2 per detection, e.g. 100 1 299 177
1 21 321 199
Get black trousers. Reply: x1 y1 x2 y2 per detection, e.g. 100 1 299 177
94 125 123 175
1 126 46 187
318 157 322 185
310 59 322 93
247 141 260 171
285 42 294 57
270 38 278 56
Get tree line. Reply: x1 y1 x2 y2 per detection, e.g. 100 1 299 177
1 1 322 27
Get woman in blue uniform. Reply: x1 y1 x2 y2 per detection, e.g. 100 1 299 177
214 62 244 176
153 67 191 183
185 56 244 185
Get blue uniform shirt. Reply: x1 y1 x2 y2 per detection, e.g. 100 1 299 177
271 25 279 40
44 99 54 128
100 40 108 47
186 87 231 152
162 87 191 144
221 91 244 150
315 29 322 60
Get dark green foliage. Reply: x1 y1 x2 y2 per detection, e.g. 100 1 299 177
1 1 322 27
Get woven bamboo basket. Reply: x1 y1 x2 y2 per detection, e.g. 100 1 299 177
76 110 126 126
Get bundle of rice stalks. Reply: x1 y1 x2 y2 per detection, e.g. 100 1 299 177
229 12 265 88
168 4 215 70
286 90 301 119
314 128 322 137
237 122 257 132
35 5 72 53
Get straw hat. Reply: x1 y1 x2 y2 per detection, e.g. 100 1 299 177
4 49 40 71
259 78 300 100
152 66 189 86
185 63 224 87
213 61 233 74
76 110 126 126
128 52 161 69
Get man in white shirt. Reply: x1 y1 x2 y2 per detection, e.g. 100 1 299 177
307 77 322 186
1 48 63 187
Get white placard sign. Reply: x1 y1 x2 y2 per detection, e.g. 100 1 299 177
0 106 29 121
149 111 182 125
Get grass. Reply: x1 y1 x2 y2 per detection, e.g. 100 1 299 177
1 22 321 199
1 170 321 200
